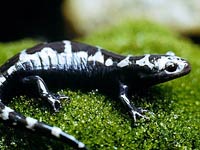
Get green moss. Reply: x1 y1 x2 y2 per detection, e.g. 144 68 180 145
0 20 199 149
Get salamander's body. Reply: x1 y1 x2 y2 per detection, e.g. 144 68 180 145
0 41 191 149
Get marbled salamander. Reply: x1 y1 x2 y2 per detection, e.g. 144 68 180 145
0 41 191 149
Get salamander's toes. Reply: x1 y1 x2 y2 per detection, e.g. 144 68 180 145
137 107 148 114
53 100 61 112
47 93 70 112
130 108 150 122
47 96 61 112
53 93 70 100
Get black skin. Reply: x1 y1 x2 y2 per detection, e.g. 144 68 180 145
0 63 160 123
1 66 148 125
1 55 190 122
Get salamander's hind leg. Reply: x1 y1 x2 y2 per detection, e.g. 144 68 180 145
22 75 69 112
119 82 149 122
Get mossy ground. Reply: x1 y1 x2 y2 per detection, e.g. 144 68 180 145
0 20 199 150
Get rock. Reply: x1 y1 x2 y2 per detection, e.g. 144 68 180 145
64 0 200 36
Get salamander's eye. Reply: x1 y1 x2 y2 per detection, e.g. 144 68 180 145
165 62 178 72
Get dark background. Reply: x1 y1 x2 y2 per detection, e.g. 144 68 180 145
0 0 77 42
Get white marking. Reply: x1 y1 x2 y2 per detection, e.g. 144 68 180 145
7 65 17 75
38 80 48 94
18 41 88 71
117 55 131 67
76 51 88 59
38 48 51 69
0 75 6 84
30 54 41 69
75 51 88 68
58 53 67 64
57 54 66 69
63 40 72 53
13 122 17 126
15 62 26 70
88 49 104 64
105 58 113 66
78 142 85 148
63 41 73 67
19 50 27 59
19 50 41 69
136 54 154 69
26 117 38 129
155 56 187 74
19 47 58 69
120 94 130 105
0 106 14 120
94 50 104 64
166 51 175 56
44 48 58 68
51 126 62 138
155 56 170 71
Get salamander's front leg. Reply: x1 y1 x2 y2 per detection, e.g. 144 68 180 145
119 83 148 122
22 76 69 112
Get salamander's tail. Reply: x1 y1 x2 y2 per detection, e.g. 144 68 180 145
0 101 87 150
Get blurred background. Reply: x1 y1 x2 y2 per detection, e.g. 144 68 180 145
0 0 200 43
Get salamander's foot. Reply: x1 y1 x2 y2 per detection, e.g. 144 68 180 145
22 75 71 112
47 93 70 112
130 108 149 122
46 95 61 112
119 82 150 122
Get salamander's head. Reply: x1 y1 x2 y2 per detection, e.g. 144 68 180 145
117 52 191 87
155 54 190 82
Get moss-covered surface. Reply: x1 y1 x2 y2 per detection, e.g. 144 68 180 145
0 20 199 150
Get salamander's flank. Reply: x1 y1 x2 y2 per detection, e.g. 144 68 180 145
0 40 191 149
